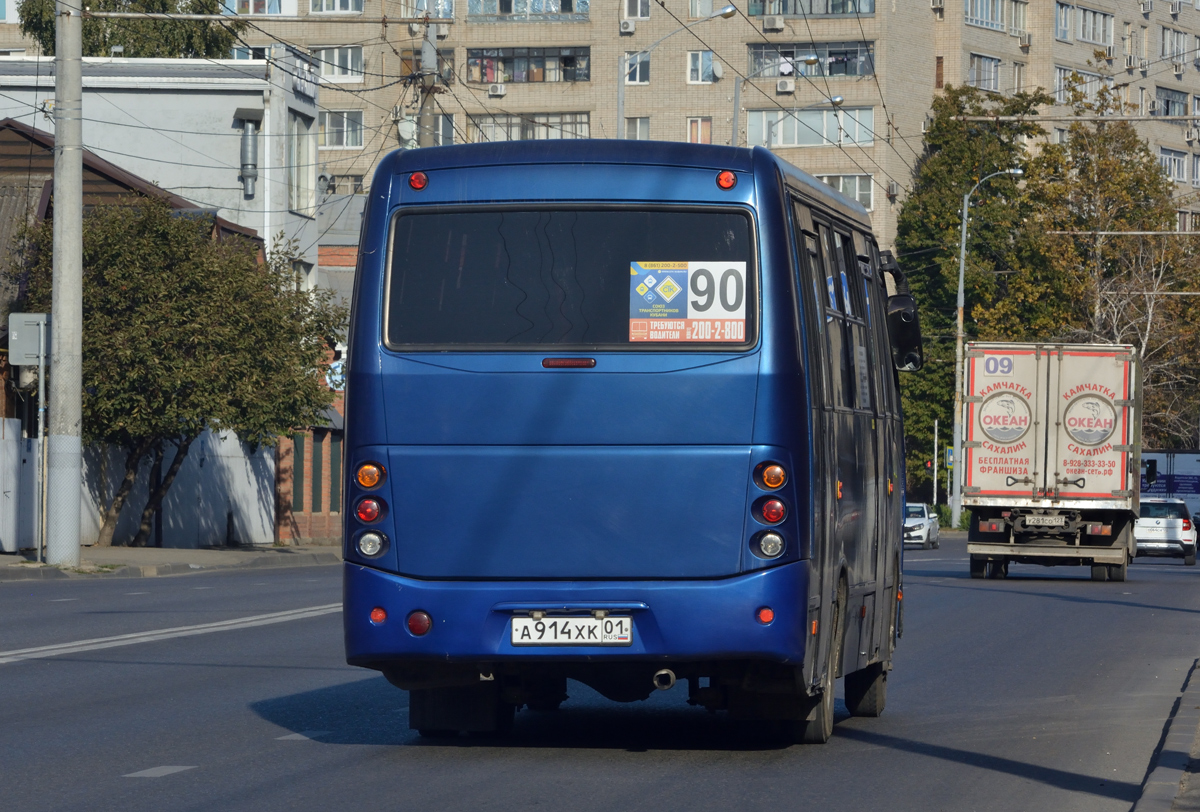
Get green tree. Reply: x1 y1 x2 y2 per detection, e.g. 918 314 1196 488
894 84 1051 500
994 83 1200 446
19 0 242 58
11 197 345 546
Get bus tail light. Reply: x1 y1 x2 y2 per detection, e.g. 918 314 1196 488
357 498 382 523
357 531 387 557
761 499 786 524
755 462 787 490
407 611 432 636
752 531 785 559
357 462 385 489
1087 523 1113 536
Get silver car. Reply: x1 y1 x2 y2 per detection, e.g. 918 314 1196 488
1135 498 1197 565
904 503 940 549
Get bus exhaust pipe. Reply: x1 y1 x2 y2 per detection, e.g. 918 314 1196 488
652 669 676 691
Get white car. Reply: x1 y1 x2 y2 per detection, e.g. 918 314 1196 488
1135 498 1197 565
904 503 940 549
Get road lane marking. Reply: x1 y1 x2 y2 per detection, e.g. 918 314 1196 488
124 766 196 778
276 730 330 741
124 592 149 595
48 598 79 602
0 603 341 664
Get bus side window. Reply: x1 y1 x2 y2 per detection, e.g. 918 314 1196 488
833 229 873 412
792 204 831 406
865 245 894 417
818 224 853 410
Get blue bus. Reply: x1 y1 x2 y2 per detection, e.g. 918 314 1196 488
342 140 922 743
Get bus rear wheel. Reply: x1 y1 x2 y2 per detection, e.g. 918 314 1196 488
793 581 845 744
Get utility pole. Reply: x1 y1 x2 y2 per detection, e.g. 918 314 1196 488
932 418 938 507
416 20 439 148
46 0 83 567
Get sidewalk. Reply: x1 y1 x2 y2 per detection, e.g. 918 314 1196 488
0 543 342 581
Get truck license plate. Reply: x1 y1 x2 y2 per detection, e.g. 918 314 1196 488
1026 515 1066 526
511 616 633 646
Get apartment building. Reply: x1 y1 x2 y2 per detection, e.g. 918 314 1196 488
936 0 1200 228
0 1 931 247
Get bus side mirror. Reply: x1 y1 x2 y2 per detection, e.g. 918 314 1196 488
886 294 924 372
1145 459 1158 487
879 249 924 372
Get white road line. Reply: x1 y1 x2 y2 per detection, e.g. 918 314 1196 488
48 598 79 602
0 603 341 664
125 592 149 595
124 766 196 778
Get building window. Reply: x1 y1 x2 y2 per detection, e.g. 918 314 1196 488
968 54 1000 92
687 117 712 144
1055 66 1111 103
626 0 649 17
314 46 363 81
1124 23 1133 56
467 0 586 19
311 0 362 11
311 431 324 514
626 52 650 84
469 112 590 142
400 49 456 84
1162 27 1188 60
748 42 874 78
748 107 874 147
232 46 268 59
1009 0 1027 34
231 0 282 13
1012 62 1025 93
626 117 650 140
690 0 711 16
748 0 874 15
1055 3 1071 41
288 111 316 217
1054 127 1067 144
816 174 872 210
688 51 715 84
1192 154 1200 187
466 48 590 82
966 0 1003 31
1178 211 1190 232
1077 8 1112 45
1156 87 1188 118
291 434 305 512
1193 95 1200 117
1160 147 1187 182
319 111 364 148
435 114 455 145
329 175 365 194
330 434 341 513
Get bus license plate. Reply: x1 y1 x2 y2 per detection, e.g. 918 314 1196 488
1026 516 1066 526
511 616 633 646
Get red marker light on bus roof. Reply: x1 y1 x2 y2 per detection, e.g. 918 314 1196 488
716 170 737 190
542 358 597 369
409 171 428 190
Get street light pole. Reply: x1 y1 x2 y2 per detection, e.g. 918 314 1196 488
732 54 818 147
764 95 842 148
617 4 735 139
950 167 1023 529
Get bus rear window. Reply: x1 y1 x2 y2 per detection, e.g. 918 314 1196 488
385 208 754 350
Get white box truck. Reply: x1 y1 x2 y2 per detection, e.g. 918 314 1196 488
962 342 1147 582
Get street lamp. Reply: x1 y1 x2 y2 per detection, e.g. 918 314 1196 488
731 54 820 146
764 95 843 148
950 167 1024 528
617 4 736 139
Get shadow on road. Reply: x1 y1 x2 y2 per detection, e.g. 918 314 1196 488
836 728 1142 803
251 675 838 752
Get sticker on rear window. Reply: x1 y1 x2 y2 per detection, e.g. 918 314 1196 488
629 261 746 342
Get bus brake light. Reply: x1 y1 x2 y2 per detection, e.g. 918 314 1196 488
357 498 382 522
761 499 786 523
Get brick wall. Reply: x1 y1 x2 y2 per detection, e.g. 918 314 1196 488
276 392 345 545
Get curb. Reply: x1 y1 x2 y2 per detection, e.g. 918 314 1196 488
1133 658 1200 812
0 551 342 581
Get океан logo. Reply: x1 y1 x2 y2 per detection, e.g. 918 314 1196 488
979 392 1032 443
1063 395 1117 446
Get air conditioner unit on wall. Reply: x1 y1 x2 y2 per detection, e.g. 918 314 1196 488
1187 128 1200 142
776 78 795 93
1141 0 1154 13
489 83 506 97
1104 45 1115 59
1126 53 1138 69
1019 32 1032 47
1148 99 1160 113
887 181 900 199
1175 60 1186 75
930 0 944 8
762 15 785 31
434 24 448 38
620 19 635 34
1140 58 1151 70
1171 0 1183 14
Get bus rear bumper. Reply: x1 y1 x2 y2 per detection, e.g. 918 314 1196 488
343 561 810 670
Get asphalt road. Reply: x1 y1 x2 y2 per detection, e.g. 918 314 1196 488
3 538 1199 812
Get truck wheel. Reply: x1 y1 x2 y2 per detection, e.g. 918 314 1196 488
986 560 1008 579
844 662 887 717
1107 558 1127 582
1090 564 1108 581
1185 553 1197 566
970 556 986 579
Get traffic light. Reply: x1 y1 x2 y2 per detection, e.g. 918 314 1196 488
925 460 933 470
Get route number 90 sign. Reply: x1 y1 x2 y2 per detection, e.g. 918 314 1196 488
628 261 747 343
